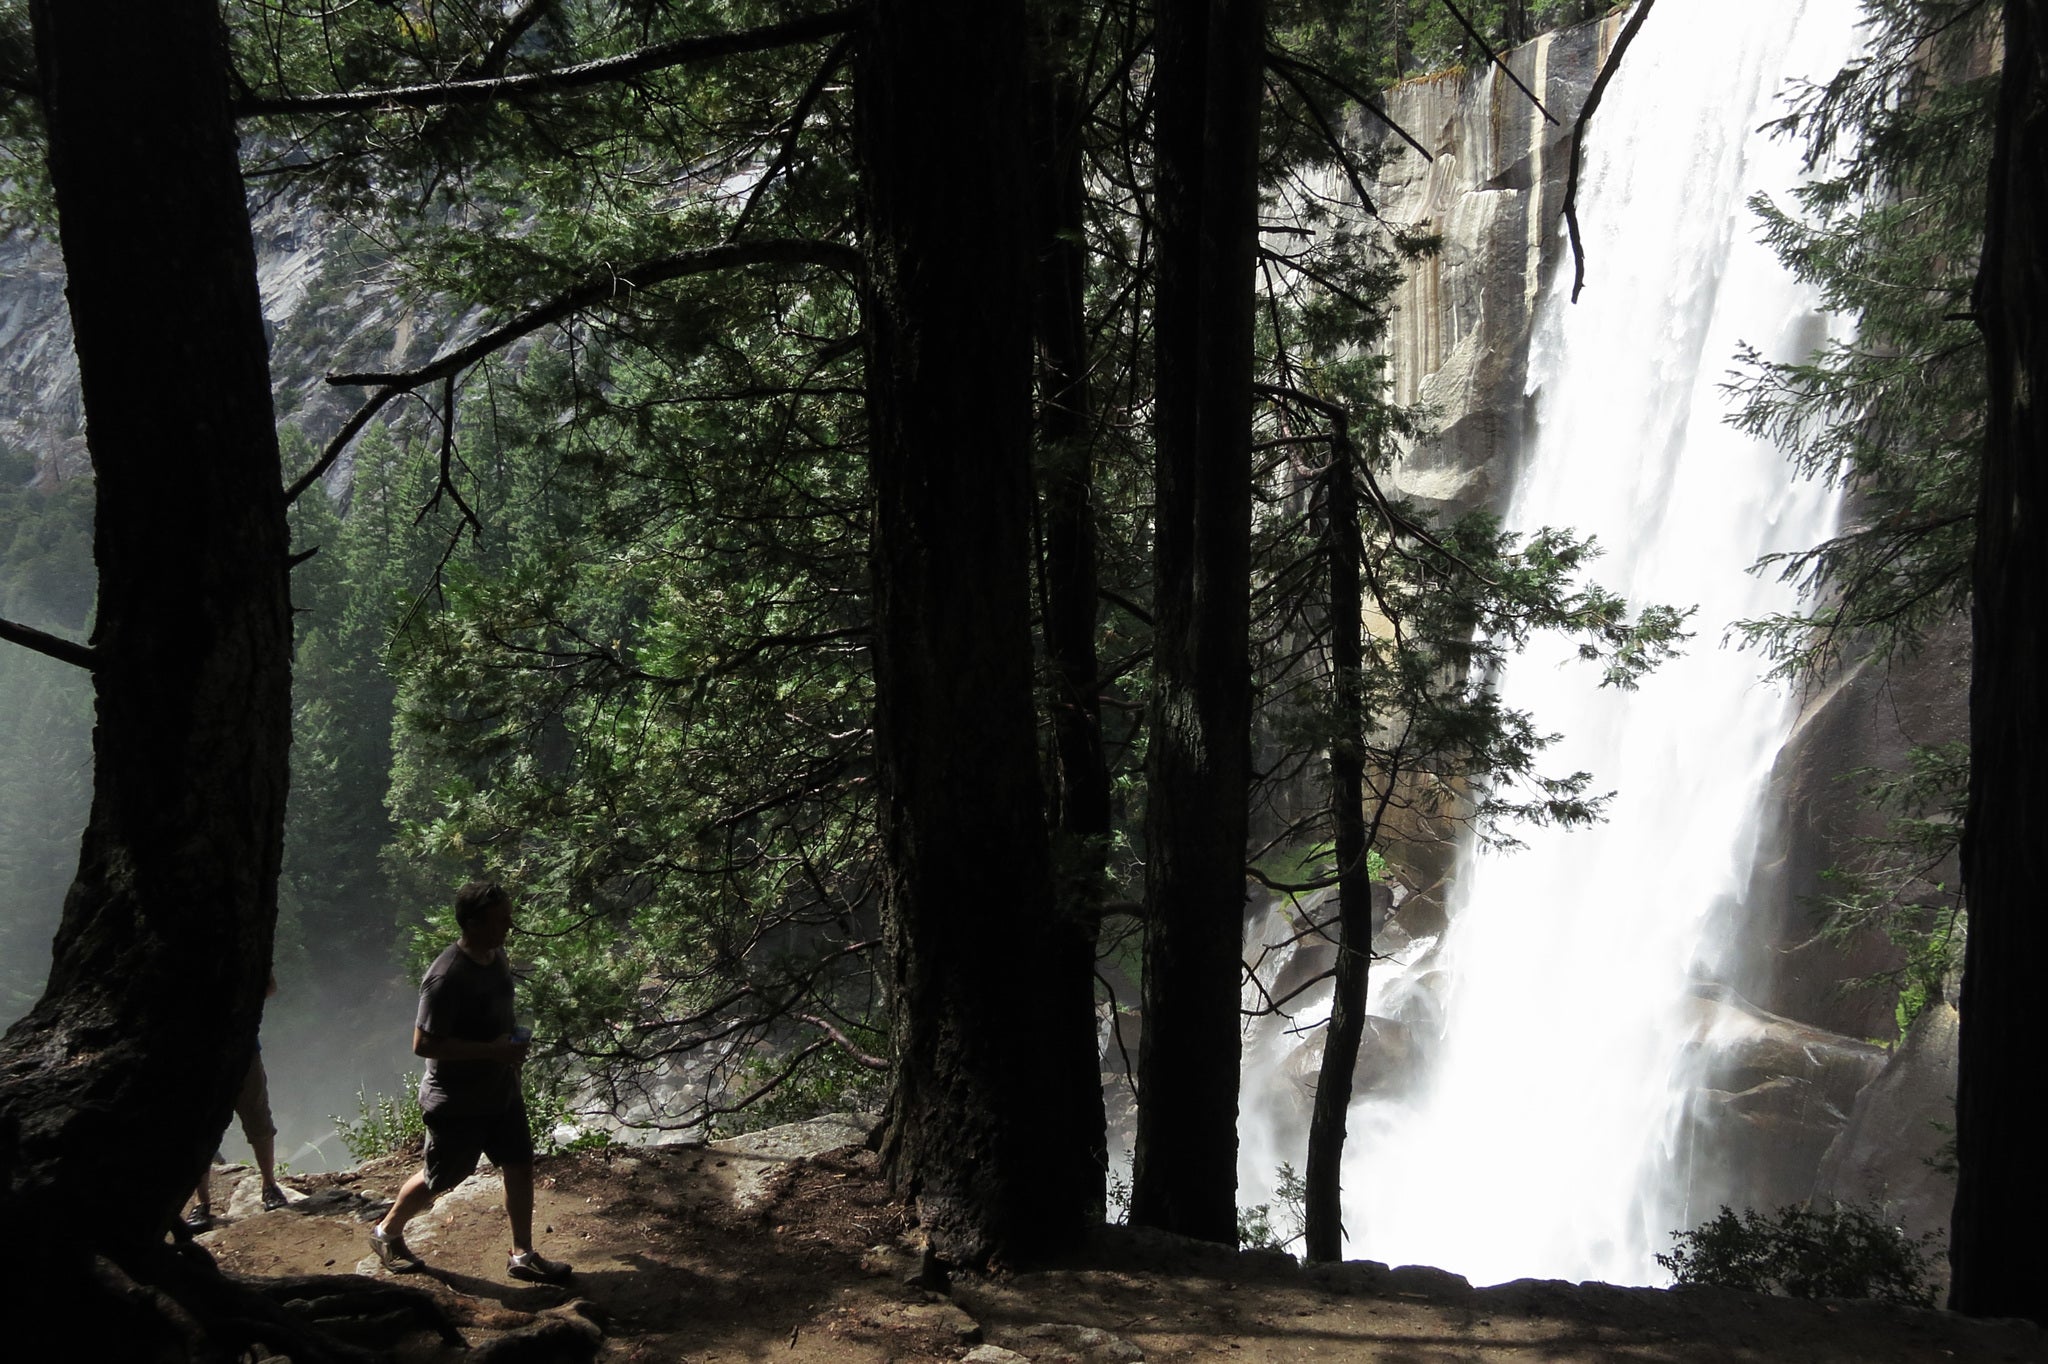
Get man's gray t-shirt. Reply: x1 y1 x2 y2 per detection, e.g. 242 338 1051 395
414 943 518 1118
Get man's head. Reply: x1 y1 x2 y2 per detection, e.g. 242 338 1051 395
454 880 514 952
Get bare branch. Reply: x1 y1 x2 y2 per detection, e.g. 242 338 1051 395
1265 60 1377 217
1435 0 1559 125
1098 586 1153 626
1097 970 1138 1101
796 1013 888 1070
233 6 864 118
0 616 96 671
1565 0 1657 303
705 1037 832 1116
731 34 855 240
417 374 483 541
1242 963 1337 1019
1248 862 1338 895
1264 49 1432 163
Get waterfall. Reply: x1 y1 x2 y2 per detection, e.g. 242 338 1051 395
1239 0 1866 1286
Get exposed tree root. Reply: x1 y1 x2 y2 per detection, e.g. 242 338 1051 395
10 1237 466 1362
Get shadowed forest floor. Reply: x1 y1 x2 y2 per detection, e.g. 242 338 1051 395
190 1120 2045 1363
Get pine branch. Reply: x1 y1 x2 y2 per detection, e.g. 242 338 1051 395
796 1013 888 1071
287 237 861 503
0 616 96 671
1250 381 1485 582
1264 49 1433 163
1265 59 1378 216
233 5 863 118
730 33 856 239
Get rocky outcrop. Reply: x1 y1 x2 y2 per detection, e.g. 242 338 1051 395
1812 1000 1959 1253
1737 613 1967 1039
1676 986 1889 1217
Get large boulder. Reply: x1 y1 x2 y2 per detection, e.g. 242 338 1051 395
1812 999 1958 1261
1675 986 1888 1218
1728 615 1966 1040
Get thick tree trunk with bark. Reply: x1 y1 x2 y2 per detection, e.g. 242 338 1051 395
1031 0 1112 1193
1303 421 1370 1264
1131 0 1264 1245
1950 0 2048 1327
1032 0 1111 921
862 0 1103 1268
0 0 292 1281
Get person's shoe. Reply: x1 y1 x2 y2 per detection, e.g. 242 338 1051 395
260 1184 290 1212
183 1208 213 1233
369 1225 425 1273
507 1249 573 1284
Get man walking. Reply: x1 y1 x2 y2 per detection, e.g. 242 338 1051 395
369 881 572 1284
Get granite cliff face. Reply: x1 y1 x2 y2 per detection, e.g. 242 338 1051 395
1355 12 1961 1251
0 230 81 478
0 196 443 490
1372 15 1627 517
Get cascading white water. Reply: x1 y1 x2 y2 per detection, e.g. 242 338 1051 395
1240 0 1867 1287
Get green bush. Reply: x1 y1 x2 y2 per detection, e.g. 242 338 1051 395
1658 1202 1939 1306
332 1068 612 1163
1237 1163 1307 1253
334 1075 425 1162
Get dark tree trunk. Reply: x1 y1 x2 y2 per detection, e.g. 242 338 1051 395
1130 0 1263 1245
0 0 292 1284
1950 0 2048 1327
1303 419 1370 1264
1031 0 1112 1187
1385 0 1411 78
862 0 1103 1268
1501 1 1530 48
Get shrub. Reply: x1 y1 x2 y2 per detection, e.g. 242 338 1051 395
1658 1202 1938 1306
1237 1163 1307 1252
334 1075 425 1162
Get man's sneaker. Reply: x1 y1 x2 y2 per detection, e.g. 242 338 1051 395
260 1184 290 1212
369 1225 425 1273
507 1249 573 1284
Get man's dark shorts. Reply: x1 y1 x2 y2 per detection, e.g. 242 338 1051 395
422 1094 535 1193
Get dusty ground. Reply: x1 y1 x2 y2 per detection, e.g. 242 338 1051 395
193 1120 2046 1363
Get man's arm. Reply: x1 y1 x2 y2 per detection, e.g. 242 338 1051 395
412 1027 527 1064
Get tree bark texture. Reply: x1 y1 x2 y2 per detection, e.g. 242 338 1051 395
1031 0 1112 1194
1303 422 1370 1264
1950 0 2048 1326
0 0 293 1305
1131 0 1264 1245
862 0 1104 1267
